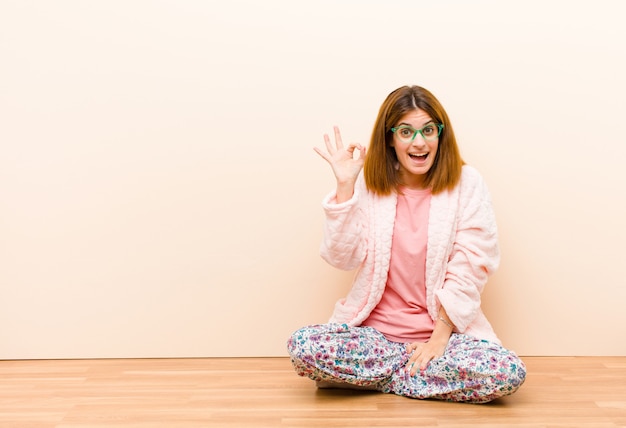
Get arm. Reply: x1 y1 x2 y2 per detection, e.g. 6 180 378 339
315 126 369 270
319 177 368 270
435 169 500 333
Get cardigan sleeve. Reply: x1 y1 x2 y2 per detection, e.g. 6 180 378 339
435 168 500 333
319 176 368 271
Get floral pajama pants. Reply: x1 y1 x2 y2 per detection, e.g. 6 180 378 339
287 323 526 403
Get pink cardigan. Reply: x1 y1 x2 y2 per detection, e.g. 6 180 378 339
321 165 501 344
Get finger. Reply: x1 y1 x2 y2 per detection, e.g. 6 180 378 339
333 126 344 149
409 353 422 376
405 350 421 375
416 354 437 374
323 133 335 154
357 145 367 160
313 146 330 161
407 352 434 376
407 361 417 376
410 360 426 376
345 143 358 157
406 342 422 352
410 359 425 377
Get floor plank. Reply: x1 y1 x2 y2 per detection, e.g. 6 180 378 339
1 357 625 427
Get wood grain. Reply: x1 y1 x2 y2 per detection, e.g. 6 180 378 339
1 357 625 427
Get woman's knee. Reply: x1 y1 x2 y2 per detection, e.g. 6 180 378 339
286 326 310 359
286 324 333 359
504 354 527 391
482 353 526 401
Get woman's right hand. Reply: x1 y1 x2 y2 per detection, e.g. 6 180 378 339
314 126 366 203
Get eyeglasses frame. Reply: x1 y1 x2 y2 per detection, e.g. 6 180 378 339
390 123 445 143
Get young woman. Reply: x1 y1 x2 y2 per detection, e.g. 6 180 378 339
287 85 526 403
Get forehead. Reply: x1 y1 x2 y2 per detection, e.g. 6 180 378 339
397 109 433 126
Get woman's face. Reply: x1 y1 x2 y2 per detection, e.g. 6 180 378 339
390 108 440 189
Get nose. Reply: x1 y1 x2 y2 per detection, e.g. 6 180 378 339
411 133 427 147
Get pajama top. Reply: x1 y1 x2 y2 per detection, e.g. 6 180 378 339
361 186 433 342
321 165 501 344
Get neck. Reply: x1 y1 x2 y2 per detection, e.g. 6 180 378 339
399 173 426 190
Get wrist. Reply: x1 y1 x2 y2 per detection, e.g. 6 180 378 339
428 333 450 347
335 182 356 203
438 315 454 330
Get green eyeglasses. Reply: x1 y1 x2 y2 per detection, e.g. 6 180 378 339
391 123 444 143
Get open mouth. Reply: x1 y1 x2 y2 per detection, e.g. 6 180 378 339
409 153 428 161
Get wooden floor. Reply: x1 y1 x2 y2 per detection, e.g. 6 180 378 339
1 357 625 428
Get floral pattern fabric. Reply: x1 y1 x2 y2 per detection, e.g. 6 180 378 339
287 323 526 403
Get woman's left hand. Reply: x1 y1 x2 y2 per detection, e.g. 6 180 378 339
405 338 448 376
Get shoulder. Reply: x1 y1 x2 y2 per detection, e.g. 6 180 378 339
458 164 489 192
355 171 367 193
460 164 483 183
452 165 494 211
356 171 397 201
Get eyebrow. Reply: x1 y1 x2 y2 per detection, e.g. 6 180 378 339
397 121 435 128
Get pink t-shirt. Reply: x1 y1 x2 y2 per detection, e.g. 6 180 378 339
361 187 434 343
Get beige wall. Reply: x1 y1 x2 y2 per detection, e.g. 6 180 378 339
1 0 625 359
